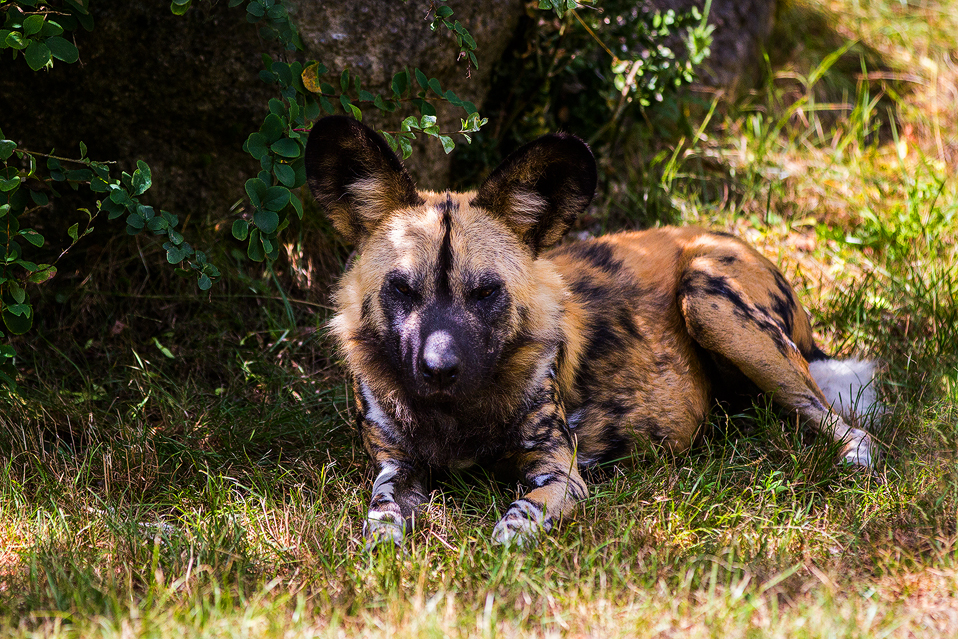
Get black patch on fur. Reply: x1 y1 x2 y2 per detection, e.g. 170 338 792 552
643 418 671 445
360 295 374 323
680 272 794 356
568 278 612 307
554 241 623 276
435 195 456 300
616 306 643 341
805 345 830 362
770 270 796 336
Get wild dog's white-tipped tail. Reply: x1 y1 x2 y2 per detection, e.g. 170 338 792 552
808 358 882 423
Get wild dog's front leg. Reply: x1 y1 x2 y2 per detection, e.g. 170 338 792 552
492 372 588 546
363 455 427 547
356 383 427 548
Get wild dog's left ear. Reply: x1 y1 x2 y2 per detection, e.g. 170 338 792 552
304 116 424 245
472 133 597 254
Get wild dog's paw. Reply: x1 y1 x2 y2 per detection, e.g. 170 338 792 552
492 499 550 547
839 433 880 473
363 506 405 550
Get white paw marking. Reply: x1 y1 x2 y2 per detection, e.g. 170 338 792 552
363 509 404 548
840 435 875 469
492 500 548 547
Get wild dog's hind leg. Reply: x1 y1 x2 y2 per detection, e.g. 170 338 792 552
677 244 877 469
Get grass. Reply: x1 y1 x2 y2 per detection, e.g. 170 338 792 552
3 0 958 636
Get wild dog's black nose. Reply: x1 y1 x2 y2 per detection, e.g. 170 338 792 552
421 330 461 389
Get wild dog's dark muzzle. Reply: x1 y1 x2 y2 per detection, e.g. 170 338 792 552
420 329 461 390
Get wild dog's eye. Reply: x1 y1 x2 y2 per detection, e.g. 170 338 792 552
472 284 500 301
393 280 413 297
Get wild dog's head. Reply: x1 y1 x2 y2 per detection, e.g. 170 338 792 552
305 116 596 409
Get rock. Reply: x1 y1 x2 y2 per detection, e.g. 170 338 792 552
649 0 777 93
0 1 525 221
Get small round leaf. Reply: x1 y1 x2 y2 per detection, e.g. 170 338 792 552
24 41 52 71
253 208 279 234
232 219 249 241
45 36 78 63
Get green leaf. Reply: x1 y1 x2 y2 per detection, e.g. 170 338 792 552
253 208 279 233
270 138 300 158
19 230 44 247
126 212 145 229
40 20 64 38
245 132 270 160
444 90 463 107
261 186 290 211
391 70 408 96
381 131 397 153
417 100 437 117
290 193 303 219
24 40 52 70
28 264 56 284
247 228 265 261
398 137 413 160
260 113 285 143
428 77 443 97
273 162 295 187
0 176 19 192
414 68 428 89
197 273 212 290
46 36 78 63
2 306 32 335
319 95 334 115
439 135 455 154
67 223 79 240
245 177 269 206
29 189 49 206
232 219 249 241
0 140 16 161
23 15 45 37
10 284 25 304
4 31 27 51
100 198 125 219
147 216 169 232
164 241 192 264
152 337 175 359
109 186 132 206
132 160 152 195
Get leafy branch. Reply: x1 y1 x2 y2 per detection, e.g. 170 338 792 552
227 0 488 262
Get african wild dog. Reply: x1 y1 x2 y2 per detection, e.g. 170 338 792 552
304 116 880 547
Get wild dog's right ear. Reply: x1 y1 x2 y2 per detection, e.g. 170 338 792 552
472 133 597 255
305 116 423 244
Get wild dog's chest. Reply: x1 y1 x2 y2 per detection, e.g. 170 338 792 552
357 379 523 468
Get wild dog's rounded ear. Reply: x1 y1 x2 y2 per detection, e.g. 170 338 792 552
471 133 597 255
305 116 424 244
